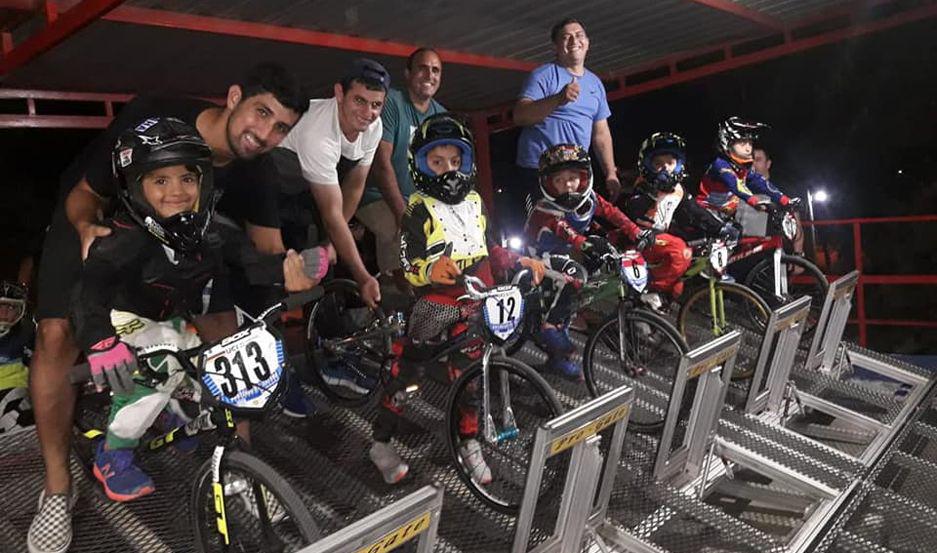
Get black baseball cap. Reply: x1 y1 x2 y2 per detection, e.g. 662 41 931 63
343 58 391 91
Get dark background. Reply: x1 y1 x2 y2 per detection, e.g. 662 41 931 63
1 18 934 351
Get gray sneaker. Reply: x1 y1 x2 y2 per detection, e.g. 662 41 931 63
459 439 493 486
28 484 77 553
369 441 409 484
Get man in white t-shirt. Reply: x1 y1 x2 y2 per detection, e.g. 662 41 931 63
280 59 389 307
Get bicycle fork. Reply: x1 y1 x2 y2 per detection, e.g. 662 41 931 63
709 277 727 336
481 345 519 444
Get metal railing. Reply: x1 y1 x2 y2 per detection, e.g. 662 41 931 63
803 214 937 347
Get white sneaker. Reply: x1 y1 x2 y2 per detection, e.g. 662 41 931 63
223 474 286 524
459 439 493 486
369 441 409 484
28 483 77 553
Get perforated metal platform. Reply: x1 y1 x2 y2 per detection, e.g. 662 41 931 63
0 315 932 553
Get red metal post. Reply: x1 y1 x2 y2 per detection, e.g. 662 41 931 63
853 222 867 347
43 0 58 23
471 113 495 218
0 0 127 76
103 6 538 73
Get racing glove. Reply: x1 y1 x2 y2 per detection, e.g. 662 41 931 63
88 336 137 395
428 256 461 285
635 228 659 251
517 257 545 285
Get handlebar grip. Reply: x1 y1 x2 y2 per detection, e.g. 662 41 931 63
282 287 324 311
70 363 91 385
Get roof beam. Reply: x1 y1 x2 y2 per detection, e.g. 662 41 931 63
480 1 936 132
605 1 937 103
684 0 785 30
0 0 126 76
102 6 539 73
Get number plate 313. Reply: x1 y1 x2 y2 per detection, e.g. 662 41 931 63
200 326 284 410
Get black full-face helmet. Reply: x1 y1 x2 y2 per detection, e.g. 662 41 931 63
409 114 476 205
0 281 26 339
718 116 769 166
112 117 215 253
637 132 688 193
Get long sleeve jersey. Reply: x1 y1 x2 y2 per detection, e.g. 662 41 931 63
524 191 642 256
622 181 725 236
696 155 788 214
70 209 295 351
400 191 516 298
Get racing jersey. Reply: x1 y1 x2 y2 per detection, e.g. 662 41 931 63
524 191 642 255
623 181 724 236
400 190 516 297
696 155 788 214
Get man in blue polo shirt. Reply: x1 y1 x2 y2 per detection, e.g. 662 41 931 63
508 18 620 233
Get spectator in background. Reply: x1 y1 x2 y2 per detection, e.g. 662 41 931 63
753 146 806 260
506 18 620 234
359 48 446 282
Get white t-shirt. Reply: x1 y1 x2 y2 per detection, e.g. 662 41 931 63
281 98 382 186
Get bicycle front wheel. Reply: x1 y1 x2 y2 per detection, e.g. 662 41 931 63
192 450 319 553
446 356 563 515
583 308 688 433
677 281 770 380
305 279 389 406
744 254 828 340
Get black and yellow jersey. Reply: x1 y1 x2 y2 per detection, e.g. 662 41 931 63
400 191 514 292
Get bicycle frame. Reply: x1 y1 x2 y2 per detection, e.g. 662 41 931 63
683 244 731 336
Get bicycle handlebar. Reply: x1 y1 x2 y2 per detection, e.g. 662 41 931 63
69 290 321 387
461 268 532 300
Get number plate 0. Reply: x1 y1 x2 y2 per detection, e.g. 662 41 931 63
710 242 729 273
782 212 798 241
619 250 648 292
200 326 284 410
483 286 525 341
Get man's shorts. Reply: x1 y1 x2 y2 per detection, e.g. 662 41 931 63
35 206 82 321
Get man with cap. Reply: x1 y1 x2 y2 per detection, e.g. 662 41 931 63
273 58 390 309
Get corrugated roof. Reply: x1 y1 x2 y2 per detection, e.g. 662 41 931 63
0 0 890 111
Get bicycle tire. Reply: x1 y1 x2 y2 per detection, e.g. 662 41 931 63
744 254 828 340
677 281 770 380
304 279 389 406
583 308 688 434
192 450 320 553
445 356 563 515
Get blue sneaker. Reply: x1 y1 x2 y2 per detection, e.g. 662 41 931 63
538 326 575 356
282 377 317 419
93 441 155 502
154 410 198 455
320 358 378 395
545 355 584 382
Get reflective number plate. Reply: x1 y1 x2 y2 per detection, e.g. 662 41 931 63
483 286 525 341
710 242 729 273
619 250 648 292
782 212 798 241
200 326 284 410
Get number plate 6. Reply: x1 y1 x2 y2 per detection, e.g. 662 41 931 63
200 326 284 410
620 250 648 292
781 212 798 241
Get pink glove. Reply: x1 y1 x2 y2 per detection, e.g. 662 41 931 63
300 246 332 281
88 336 137 394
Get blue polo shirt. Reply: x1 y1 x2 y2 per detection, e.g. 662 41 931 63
515 63 611 169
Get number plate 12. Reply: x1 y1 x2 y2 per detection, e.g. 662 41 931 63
483 286 525 341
